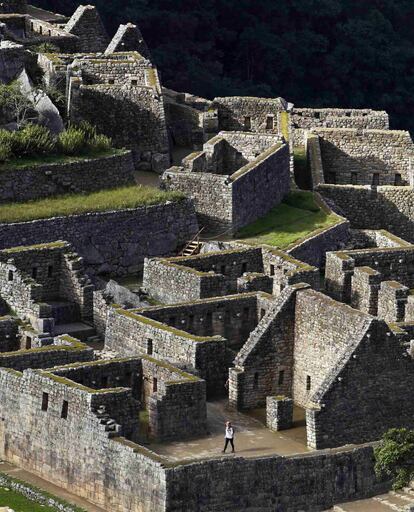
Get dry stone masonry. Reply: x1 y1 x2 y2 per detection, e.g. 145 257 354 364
0 1 413 511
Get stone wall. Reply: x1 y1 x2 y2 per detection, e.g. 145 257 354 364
0 367 168 512
0 241 94 329
105 305 228 397
74 57 149 87
350 266 381 316
285 193 350 267
325 245 414 304
292 108 389 146
307 319 414 449
163 137 290 233
0 199 198 276
213 96 289 137
138 293 259 351
0 361 388 512
292 289 372 411
141 356 207 441
0 317 19 352
64 5 109 53
105 23 151 59
166 444 385 512
143 247 263 303
313 128 414 186
0 335 93 371
162 168 232 232
230 286 299 409
68 75 170 172
231 143 290 230
378 281 410 322
317 184 414 244
0 151 135 204
105 293 266 397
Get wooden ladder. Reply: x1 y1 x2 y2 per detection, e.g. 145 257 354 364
181 228 204 257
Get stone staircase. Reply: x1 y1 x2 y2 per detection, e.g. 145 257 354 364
94 406 122 439
327 488 414 512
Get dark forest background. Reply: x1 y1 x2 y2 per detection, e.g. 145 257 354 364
34 0 414 133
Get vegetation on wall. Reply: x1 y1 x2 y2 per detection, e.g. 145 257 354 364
0 185 185 224
33 0 414 134
375 428 414 490
0 88 113 165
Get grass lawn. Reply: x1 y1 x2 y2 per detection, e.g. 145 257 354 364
0 487 64 511
236 191 340 249
0 185 185 224
0 148 127 171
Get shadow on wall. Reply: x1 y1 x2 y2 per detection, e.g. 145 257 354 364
320 141 409 186
73 88 170 169
318 186 414 243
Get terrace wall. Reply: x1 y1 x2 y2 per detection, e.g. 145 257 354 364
0 151 135 204
0 199 198 276
317 185 414 244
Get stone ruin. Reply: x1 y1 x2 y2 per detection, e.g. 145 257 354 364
0 1 413 511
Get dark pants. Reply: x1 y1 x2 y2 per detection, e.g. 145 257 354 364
223 438 235 452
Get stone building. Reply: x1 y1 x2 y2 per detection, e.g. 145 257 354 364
162 131 290 232
0 241 94 338
0 2 414 511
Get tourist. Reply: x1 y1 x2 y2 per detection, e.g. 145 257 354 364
222 421 235 453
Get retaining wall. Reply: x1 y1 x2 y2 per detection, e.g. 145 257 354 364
0 199 198 276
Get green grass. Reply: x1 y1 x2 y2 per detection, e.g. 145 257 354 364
0 185 185 224
236 191 340 249
0 487 58 511
0 148 126 171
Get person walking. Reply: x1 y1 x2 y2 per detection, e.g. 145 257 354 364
222 421 235 453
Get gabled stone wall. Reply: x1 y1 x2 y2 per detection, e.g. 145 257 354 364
64 5 109 53
307 320 414 448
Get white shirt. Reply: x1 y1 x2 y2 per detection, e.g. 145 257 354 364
225 427 234 439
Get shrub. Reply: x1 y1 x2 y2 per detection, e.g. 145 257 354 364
88 134 112 153
33 42 60 54
58 127 86 155
0 141 12 163
17 124 56 156
78 121 97 142
374 428 414 490
0 129 18 155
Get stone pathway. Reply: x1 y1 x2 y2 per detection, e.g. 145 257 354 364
148 400 310 462
326 488 414 511
0 462 105 512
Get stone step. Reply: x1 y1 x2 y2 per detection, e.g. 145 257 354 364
53 322 96 341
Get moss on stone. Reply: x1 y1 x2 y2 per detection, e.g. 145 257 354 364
1 241 68 254
115 308 223 343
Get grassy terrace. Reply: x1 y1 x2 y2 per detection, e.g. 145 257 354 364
0 185 184 224
0 148 126 171
0 488 57 511
236 191 341 249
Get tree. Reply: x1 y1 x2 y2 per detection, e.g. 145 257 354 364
375 428 414 490
0 82 37 128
